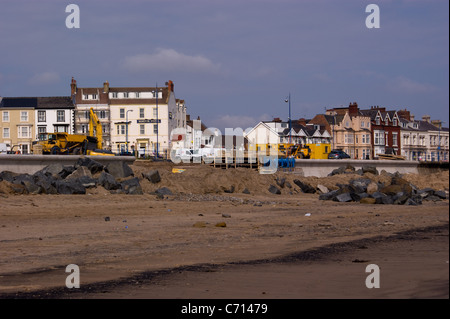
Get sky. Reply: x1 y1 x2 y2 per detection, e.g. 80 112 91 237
0 0 448 132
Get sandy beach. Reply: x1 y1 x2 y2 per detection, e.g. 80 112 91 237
0 161 448 300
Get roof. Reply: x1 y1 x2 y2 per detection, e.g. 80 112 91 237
0 97 37 108
37 97 74 109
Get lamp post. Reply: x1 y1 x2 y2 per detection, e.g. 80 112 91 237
284 93 292 144
126 109 133 153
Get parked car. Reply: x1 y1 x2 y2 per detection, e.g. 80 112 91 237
328 150 351 159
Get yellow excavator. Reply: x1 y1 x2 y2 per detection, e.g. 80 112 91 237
32 108 114 156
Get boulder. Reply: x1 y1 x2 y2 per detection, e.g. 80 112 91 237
105 161 133 179
360 197 376 204
66 166 93 181
120 177 143 195
268 184 281 195
317 184 329 194
319 189 339 201
155 187 173 196
293 179 316 193
334 192 353 202
142 170 161 183
362 166 378 175
98 171 121 190
55 180 86 195
75 157 105 174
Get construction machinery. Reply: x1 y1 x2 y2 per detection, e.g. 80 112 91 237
32 108 114 156
285 143 331 159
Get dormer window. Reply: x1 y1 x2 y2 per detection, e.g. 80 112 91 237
376 117 380 125
124 92 129 98
393 118 397 126
135 92 140 98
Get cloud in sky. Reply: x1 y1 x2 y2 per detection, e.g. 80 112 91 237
389 76 438 94
28 72 60 85
122 48 221 74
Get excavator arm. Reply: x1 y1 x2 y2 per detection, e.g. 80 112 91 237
89 108 103 149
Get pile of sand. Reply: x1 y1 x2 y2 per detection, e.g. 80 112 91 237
131 161 450 196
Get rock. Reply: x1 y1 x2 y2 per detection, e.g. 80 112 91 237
434 190 447 199
75 157 105 174
285 181 292 189
155 187 173 196
66 166 93 181
380 184 409 196
223 185 235 193
193 221 206 228
242 188 251 194
268 184 281 195
319 189 339 201
362 166 378 175
405 198 419 205
360 197 377 204
333 192 353 202
105 161 133 179
33 172 57 194
0 171 19 182
120 177 143 195
58 166 76 179
40 163 65 178
55 180 86 195
77 176 97 188
142 170 161 183
222 213 231 218
22 179 42 195
393 192 409 205
215 222 227 227
317 184 329 194
366 182 379 194
293 179 316 193
350 178 371 193
104 217 110 221
98 171 121 190
276 177 286 188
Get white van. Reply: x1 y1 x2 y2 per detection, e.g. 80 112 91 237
0 143 11 154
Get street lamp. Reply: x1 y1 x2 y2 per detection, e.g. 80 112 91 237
284 93 292 144
126 109 133 153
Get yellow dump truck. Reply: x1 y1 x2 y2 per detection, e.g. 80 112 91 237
286 143 331 159
32 108 114 156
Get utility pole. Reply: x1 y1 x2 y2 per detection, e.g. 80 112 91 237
285 93 292 144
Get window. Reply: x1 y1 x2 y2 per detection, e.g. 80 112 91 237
393 132 398 146
57 110 65 122
135 92 140 98
153 108 157 118
21 144 29 154
361 121 365 128
385 132 389 146
83 94 89 100
21 111 28 122
99 110 107 119
120 108 125 119
139 108 145 119
153 124 158 134
393 118 397 126
81 124 88 134
375 117 380 125
3 127 10 138
38 126 46 134
2 111 9 122
112 92 118 98
140 124 145 135
38 111 46 122
92 94 97 100
18 126 30 138
124 92 129 98
121 125 126 135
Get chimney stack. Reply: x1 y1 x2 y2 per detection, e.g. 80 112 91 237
349 102 358 117
298 118 307 126
103 81 109 93
422 115 431 123
166 80 174 93
397 109 411 121
70 77 77 96
431 120 442 129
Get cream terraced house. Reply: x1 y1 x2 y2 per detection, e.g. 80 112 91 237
0 97 36 154
71 79 186 156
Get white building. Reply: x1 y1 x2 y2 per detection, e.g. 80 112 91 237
71 78 187 156
35 97 74 139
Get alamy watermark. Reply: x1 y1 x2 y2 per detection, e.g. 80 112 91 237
65 264 80 288
366 4 380 29
365 264 380 289
65 4 80 29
